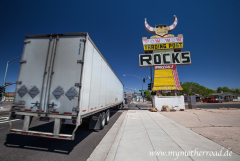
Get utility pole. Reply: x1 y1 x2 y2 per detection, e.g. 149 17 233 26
0 56 21 108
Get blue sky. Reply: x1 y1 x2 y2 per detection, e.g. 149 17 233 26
0 0 240 93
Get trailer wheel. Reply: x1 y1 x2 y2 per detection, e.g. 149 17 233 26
100 112 106 130
105 110 110 125
118 104 123 110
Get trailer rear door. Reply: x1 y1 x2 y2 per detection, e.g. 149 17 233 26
14 37 53 111
14 34 85 115
45 35 85 115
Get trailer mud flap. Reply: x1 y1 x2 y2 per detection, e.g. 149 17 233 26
89 113 101 130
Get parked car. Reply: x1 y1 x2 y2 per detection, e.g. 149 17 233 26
202 97 223 103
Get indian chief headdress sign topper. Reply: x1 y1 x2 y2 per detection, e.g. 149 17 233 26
145 15 178 38
140 15 191 92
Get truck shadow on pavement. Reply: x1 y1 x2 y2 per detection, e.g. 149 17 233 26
4 110 121 155
124 103 151 110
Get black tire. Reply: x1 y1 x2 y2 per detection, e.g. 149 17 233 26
100 112 106 130
105 110 110 125
118 103 123 110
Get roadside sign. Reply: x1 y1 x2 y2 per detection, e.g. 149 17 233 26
143 42 183 51
162 90 171 93
139 52 191 67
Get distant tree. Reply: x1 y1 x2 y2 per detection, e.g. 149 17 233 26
181 82 192 95
180 83 239 96
180 82 215 96
144 90 151 99
222 86 230 92
3 93 8 97
203 88 215 96
236 88 240 94
198 85 206 95
216 87 240 94
217 87 223 93
230 88 240 94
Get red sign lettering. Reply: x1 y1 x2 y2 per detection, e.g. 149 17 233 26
176 37 181 41
155 65 176 69
165 38 170 42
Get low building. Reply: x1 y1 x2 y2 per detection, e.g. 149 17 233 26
124 93 133 98
209 92 239 102
5 92 15 97
1 96 14 102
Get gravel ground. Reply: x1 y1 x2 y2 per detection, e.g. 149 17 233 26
160 109 240 155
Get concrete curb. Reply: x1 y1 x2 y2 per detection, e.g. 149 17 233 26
104 112 128 161
87 111 127 161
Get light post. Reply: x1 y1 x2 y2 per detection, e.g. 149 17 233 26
123 74 151 103
0 55 22 108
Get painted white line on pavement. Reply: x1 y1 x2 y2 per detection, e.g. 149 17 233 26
0 117 20 124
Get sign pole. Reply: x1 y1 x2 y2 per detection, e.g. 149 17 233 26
0 55 21 108
142 79 144 103
139 15 190 111
0 61 9 108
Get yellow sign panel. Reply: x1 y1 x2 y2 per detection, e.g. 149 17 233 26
152 86 183 91
154 78 176 86
153 68 183 91
143 42 183 51
155 69 173 77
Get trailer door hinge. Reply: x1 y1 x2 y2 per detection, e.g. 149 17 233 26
80 39 86 42
24 40 31 44
75 83 82 87
20 60 27 64
72 107 79 112
77 60 84 64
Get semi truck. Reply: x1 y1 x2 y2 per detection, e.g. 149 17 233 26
8 33 124 140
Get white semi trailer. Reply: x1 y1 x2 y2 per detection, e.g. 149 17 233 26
8 33 124 140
